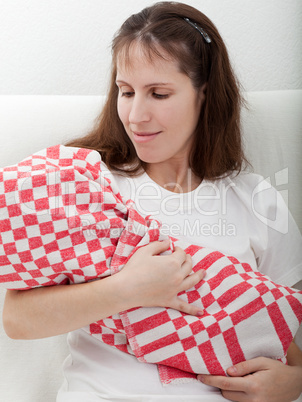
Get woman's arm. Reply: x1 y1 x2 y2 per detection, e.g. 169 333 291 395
198 340 302 402
3 240 205 339
3 276 134 339
287 339 302 368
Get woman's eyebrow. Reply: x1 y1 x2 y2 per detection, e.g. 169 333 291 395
144 82 171 88
116 80 172 88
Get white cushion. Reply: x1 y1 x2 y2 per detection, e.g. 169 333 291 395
242 90 302 233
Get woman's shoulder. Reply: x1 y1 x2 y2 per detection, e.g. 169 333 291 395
216 170 288 225
221 170 268 191
211 170 271 207
221 170 294 235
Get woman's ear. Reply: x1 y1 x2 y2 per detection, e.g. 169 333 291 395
200 82 207 95
197 82 207 106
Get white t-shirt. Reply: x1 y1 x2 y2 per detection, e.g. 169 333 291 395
57 168 302 402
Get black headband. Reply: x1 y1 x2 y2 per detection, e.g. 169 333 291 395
184 17 211 44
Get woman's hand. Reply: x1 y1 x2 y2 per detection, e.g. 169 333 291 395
197 349 302 402
3 239 204 339
116 239 205 316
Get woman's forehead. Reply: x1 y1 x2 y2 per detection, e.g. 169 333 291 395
115 40 177 73
116 58 181 87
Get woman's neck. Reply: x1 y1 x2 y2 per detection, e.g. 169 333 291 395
145 162 201 193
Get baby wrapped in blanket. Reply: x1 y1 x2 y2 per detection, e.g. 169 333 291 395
1 145 301 385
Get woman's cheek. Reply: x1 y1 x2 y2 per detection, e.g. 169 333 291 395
117 100 123 122
117 99 127 125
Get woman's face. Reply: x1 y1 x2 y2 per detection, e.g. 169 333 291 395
116 43 205 170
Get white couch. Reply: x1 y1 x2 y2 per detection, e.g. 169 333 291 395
0 92 301 401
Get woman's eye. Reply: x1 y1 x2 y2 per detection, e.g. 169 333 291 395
121 91 134 98
153 93 169 99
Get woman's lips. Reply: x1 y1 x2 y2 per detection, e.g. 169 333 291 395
132 131 161 143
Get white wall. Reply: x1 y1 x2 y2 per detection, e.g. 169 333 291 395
0 0 301 95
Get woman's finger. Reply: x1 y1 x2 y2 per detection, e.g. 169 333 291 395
226 357 268 377
221 390 248 402
180 253 193 275
171 296 204 316
171 246 188 264
138 239 171 256
179 268 206 292
197 374 250 393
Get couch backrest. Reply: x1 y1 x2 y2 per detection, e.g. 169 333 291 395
242 90 302 232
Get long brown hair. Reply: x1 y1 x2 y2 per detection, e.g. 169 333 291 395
67 2 248 179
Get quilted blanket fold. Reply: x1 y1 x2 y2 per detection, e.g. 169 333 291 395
1 145 302 385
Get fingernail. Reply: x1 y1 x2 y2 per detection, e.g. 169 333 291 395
228 366 237 374
196 310 204 317
198 375 205 383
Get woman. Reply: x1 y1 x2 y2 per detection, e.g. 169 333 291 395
3 2 302 401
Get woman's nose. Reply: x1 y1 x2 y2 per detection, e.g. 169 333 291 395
129 96 151 124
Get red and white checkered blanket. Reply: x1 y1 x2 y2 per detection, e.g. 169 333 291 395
1 145 302 385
